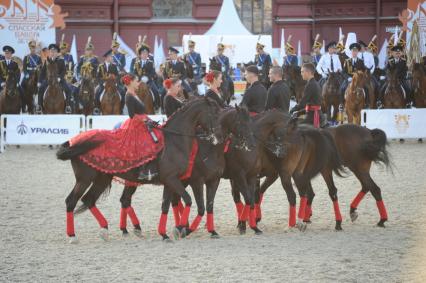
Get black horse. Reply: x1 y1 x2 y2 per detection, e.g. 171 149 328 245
57 97 223 243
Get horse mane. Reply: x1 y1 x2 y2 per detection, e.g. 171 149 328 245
162 97 217 128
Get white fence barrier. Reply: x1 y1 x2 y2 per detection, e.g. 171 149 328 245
361 109 426 139
1 115 85 152
86 115 167 130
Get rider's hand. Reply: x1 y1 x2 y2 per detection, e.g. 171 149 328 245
37 82 41 87
1 82 5 87
57 78 61 83
348 77 352 82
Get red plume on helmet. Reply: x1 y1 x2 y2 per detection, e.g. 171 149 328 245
163 78 173 89
121 74 133 86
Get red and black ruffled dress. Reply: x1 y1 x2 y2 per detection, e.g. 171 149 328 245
69 94 164 173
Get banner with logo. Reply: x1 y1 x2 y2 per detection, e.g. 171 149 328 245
361 109 426 139
87 115 167 130
405 0 426 55
0 0 66 59
1 114 84 151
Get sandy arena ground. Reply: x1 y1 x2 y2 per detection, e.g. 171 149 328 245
1 141 426 282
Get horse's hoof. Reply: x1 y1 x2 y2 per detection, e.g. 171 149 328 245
252 227 263 235
16 145 20 149
399 139 405 143
350 211 358 223
377 219 387 228
237 221 246 235
210 231 220 239
335 220 343 231
418 138 423 143
121 228 129 235
99 228 109 241
303 219 312 224
162 234 173 243
296 220 307 232
68 236 79 244
133 228 143 238
173 227 181 240
256 218 262 224
180 227 188 238
48 145 53 149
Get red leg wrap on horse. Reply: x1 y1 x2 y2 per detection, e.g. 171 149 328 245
66 212 75 236
304 205 312 221
249 208 257 228
376 200 388 220
178 200 184 216
179 205 191 226
127 206 140 226
333 200 343 221
255 203 262 220
158 213 168 235
289 206 296 227
241 205 250 221
206 213 214 232
189 215 203 232
351 191 366 209
298 197 308 220
90 206 108 228
172 206 181 226
235 202 244 221
119 208 128 229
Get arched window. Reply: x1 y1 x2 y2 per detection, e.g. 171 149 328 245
152 0 192 18
234 0 272 34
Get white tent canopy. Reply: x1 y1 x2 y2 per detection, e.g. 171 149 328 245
182 0 272 66
204 0 252 36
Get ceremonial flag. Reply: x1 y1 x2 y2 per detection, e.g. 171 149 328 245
70 34 78 74
116 35 136 72
280 28 285 65
378 39 388 69
297 40 302 66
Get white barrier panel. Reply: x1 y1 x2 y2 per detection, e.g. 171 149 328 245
361 109 426 139
87 115 168 130
1 115 85 152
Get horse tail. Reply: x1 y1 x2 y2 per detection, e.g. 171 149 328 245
361 128 391 168
56 139 103 160
323 130 347 178
74 184 112 215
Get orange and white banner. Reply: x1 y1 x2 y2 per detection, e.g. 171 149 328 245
406 0 426 55
0 0 67 58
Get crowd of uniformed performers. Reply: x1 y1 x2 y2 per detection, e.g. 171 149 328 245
0 31 424 126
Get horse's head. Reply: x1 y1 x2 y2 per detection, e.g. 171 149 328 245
46 58 59 85
219 105 255 151
386 67 399 86
198 97 223 145
4 69 18 96
352 71 367 87
209 57 220 70
136 80 149 99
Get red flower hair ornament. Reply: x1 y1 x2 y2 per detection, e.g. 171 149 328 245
205 71 215 84
122 74 133 86
163 78 173 90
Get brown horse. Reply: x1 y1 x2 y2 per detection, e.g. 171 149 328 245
412 63 426 108
282 65 306 102
43 58 65 114
22 68 39 114
383 68 405 109
364 71 377 109
77 62 96 115
0 70 21 114
322 72 342 122
136 82 155 114
345 71 366 125
258 124 390 228
100 75 121 115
